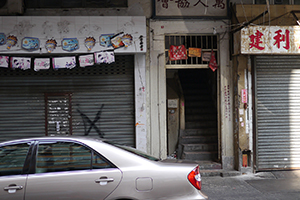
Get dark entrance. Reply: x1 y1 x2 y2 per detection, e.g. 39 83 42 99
167 68 219 163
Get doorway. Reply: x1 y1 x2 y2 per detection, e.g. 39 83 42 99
167 68 219 162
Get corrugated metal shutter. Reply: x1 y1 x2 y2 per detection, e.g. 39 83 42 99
255 55 300 170
0 55 135 146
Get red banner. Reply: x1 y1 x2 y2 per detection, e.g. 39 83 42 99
169 45 187 61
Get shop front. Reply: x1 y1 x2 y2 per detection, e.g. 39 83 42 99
0 16 147 151
236 25 300 171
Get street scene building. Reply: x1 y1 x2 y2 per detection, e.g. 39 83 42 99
0 0 299 174
232 0 300 172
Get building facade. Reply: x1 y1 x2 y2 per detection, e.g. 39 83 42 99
0 0 236 171
232 0 300 172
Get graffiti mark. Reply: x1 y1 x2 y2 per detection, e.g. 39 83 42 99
57 20 70 34
42 21 54 39
10 20 35 37
77 104 104 137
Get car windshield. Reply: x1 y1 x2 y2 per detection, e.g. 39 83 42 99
104 141 160 161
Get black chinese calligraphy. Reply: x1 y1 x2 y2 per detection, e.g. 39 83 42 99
157 0 225 9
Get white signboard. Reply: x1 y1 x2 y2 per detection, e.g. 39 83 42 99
0 16 146 54
241 26 300 54
155 0 228 17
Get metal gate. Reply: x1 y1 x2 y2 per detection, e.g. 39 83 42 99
0 55 135 146
255 55 300 170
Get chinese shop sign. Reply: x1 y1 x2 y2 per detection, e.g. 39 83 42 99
241 26 300 54
155 0 227 18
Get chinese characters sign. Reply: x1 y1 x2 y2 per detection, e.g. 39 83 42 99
241 26 300 54
155 0 227 17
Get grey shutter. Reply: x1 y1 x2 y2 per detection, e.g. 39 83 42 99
0 55 135 146
255 55 300 170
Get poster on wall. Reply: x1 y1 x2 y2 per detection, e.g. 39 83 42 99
79 54 94 67
22 37 40 51
53 56 76 69
0 56 9 68
34 58 50 71
94 51 115 64
10 57 31 70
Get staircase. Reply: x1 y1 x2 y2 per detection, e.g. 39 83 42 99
177 69 219 163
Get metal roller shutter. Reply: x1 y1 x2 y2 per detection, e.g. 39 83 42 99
0 55 135 146
255 55 300 170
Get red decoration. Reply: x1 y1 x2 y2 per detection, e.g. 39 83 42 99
209 50 218 72
169 45 187 61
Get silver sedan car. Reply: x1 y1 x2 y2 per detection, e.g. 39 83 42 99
0 136 208 200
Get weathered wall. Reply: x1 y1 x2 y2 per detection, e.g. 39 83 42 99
150 19 234 168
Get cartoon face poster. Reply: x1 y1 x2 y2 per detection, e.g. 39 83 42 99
10 57 31 70
94 51 115 64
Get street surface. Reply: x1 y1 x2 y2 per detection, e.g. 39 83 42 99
201 171 300 200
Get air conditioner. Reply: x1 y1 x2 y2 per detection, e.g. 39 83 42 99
0 0 24 15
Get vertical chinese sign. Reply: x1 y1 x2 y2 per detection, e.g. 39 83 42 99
241 26 300 54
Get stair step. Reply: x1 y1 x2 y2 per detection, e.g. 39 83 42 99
180 135 217 143
182 151 218 160
185 122 217 129
185 114 216 121
180 128 217 136
183 143 218 151
185 108 217 114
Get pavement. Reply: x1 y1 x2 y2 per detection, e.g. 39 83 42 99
201 170 300 200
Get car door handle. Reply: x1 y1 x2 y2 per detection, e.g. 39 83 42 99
4 184 23 193
95 177 114 185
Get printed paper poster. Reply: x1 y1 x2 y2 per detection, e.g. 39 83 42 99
53 56 76 69
94 51 115 64
34 58 50 71
10 57 31 70
79 54 94 67
0 56 9 68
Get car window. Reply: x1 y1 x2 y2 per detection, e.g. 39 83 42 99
0 143 31 176
104 141 160 161
36 141 114 173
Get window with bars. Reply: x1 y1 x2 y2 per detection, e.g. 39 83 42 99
165 35 218 68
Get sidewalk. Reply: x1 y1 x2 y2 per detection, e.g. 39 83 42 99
201 170 300 200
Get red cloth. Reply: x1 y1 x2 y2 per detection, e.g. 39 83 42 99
209 50 218 72
169 45 187 61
